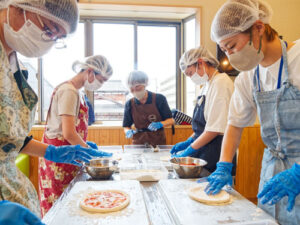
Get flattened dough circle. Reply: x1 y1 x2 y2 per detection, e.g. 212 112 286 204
187 185 232 205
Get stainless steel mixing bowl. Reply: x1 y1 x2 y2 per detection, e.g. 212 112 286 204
170 157 207 178
85 158 118 180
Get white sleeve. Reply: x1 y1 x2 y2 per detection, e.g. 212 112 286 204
228 72 257 127
204 76 234 133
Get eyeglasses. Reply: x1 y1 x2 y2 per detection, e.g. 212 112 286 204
94 71 100 76
94 71 109 82
184 62 198 76
36 14 67 49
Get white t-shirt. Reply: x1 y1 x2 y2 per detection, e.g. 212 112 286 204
228 39 300 127
198 72 234 133
45 83 81 139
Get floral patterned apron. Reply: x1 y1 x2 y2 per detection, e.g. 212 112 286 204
38 83 88 216
0 46 40 216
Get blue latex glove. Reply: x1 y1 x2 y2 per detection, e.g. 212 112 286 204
205 162 233 195
173 145 197 157
86 141 113 158
257 163 300 212
86 141 98 149
0 200 44 225
44 144 112 166
170 137 194 155
126 129 137 139
148 122 163 131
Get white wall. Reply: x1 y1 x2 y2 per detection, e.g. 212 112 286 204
81 0 300 56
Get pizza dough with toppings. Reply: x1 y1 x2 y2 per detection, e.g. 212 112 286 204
80 190 130 213
187 185 232 205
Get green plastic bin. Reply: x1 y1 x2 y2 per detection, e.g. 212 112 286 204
15 153 30 178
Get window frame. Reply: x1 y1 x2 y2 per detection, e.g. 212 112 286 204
34 16 191 123
182 15 197 116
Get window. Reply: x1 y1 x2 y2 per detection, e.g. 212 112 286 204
41 23 84 121
25 14 198 123
92 20 180 121
93 23 134 121
137 25 177 110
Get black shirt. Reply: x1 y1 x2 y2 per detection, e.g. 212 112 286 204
122 91 172 127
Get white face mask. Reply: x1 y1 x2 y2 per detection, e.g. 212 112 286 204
84 73 103 91
133 89 146 100
4 8 55 58
227 40 264 71
190 64 209 85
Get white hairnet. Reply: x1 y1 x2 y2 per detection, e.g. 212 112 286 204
72 55 113 79
211 0 273 43
179 46 219 72
0 0 9 9
127 70 148 88
4 0 79 34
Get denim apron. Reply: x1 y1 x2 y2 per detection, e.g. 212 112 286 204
253 40 300 225
191 95 223 173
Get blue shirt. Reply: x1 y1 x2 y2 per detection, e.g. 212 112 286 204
84 94 95 125
122 91 172 127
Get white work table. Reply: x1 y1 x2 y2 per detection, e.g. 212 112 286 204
42 145 278 225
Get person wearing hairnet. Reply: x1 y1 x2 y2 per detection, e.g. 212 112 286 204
38 55 113 216
205 0 300 224
123 70 174 147
171 46 234 176
0 1 106 224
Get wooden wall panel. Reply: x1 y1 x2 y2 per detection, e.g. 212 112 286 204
235 125 265 204
171 126 194 143
164 127 173 145
119 128 132 145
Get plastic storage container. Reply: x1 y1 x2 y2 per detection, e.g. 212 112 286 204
123 145 153 154
120 163 168 181
157 145 173 152
98 145 123 153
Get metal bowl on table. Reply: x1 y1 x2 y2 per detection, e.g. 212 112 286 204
170 157 207 178
85 158 118 180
